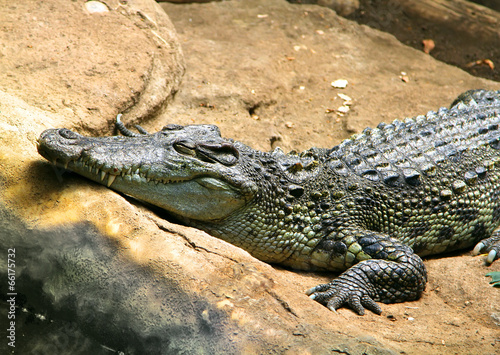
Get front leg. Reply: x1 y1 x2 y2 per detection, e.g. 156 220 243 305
307 229 427 315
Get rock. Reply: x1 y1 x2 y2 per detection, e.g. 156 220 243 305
470 0 500 12
158 0 217 3
347 0 500 82
0 0 184 133
159 0 498 152
288 0 360 17
1 0 499 353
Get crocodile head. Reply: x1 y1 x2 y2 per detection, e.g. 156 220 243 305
37 124 259 222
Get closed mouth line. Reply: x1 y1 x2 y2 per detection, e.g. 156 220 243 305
52 158 187 187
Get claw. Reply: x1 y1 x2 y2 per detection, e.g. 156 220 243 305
326 306 338 313
472 242 485 255
487 249 497 264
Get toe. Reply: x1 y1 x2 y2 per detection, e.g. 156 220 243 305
326 294 348 314
305 283 329 296
346 294 366 315
361 295 382 315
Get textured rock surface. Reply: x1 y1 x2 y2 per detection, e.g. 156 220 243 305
0 0 184 133
347 0 500 82
0 0 499 353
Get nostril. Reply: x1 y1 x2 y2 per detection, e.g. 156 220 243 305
59 128 79 139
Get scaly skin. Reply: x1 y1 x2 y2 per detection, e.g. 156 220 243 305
37 90 500 315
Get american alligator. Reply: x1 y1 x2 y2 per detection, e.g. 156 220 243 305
38 89 500 315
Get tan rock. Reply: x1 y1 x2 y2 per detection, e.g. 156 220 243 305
0 0 184 133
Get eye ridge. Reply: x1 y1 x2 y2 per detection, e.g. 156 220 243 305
196 142 239 166
173 139 239 165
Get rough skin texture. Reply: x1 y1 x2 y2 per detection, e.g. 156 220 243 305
37 90 500 315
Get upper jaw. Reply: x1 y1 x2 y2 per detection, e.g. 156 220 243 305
37 128 197 187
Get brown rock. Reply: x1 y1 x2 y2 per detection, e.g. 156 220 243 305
288 0 360 17
0 0 184 133
347 0 500 82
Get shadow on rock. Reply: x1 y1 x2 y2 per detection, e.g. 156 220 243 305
0 205 234 355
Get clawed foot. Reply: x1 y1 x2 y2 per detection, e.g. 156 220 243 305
306 278 382 315
305 254 426 315
473 235 500 264
305 264 383 316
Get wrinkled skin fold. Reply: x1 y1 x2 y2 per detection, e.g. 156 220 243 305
38 90 500 315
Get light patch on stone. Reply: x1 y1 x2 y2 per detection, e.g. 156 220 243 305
3 180 80 227
231 308 250 326
331 79 348 89
85 1 109 14
201 309 210 323
105 218 121 236
217 299 234 309
0 121 20 133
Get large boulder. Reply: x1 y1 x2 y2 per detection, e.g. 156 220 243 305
0 0 184 133
1 0 498 353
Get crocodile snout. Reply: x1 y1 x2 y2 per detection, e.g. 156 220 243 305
37 128 84 165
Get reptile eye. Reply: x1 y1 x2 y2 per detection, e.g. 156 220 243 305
173 140 196 156
195 142 239 166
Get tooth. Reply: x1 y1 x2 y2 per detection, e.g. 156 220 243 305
107 174 116 187
101 171 107 181
64 161 69 169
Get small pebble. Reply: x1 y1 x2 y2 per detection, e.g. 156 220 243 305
337 106 350 114
331 79 348 89
85 1 109 13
